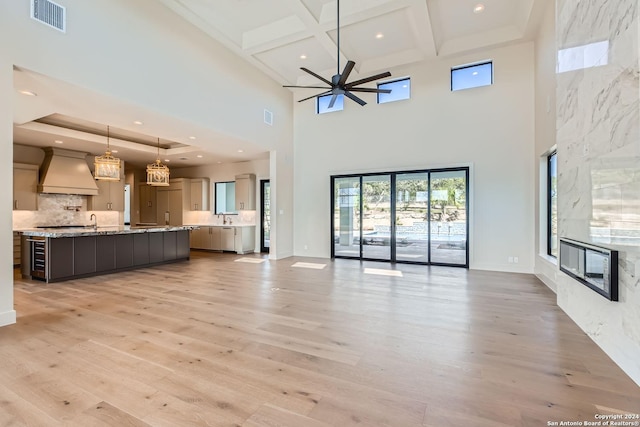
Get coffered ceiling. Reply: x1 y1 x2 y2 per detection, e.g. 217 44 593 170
13 0 549 168
158 0 549 88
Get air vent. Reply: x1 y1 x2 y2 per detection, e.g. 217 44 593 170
31 0 66 33
264 109 273 126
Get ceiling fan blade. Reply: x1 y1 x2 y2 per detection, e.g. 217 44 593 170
298 90 332 103
344 91 367 106
328 94 339 109
337 61 356 87
301 67 333 86
348 88 392 94
345 71 392 88
284 85 332 89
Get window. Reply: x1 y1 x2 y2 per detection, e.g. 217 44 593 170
547 151 558 257
377 78 410 104
317 94 344 114
215 181 236 214
451 61 493 91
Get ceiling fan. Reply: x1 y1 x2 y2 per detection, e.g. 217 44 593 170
284 0 392 108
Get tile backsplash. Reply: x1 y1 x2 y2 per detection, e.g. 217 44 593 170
13 194 120 229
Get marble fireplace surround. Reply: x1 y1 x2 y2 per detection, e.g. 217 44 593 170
555 0 640 385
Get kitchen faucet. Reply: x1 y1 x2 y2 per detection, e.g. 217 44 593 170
90 213 97 229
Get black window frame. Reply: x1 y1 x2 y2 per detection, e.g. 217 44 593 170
547 151 558 258
330 166 470 268
450 61 493 91
316 94 344 114
376 77 411 104
214 181 237 215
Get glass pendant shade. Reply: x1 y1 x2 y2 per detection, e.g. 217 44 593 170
94 126 121 181
146 138 170 186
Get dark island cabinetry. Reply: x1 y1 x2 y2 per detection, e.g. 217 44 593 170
21 229 191 283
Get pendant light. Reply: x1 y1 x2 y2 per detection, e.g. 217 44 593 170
94 125 121 181
146 137 170 186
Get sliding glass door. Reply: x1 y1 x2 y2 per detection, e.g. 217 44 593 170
333 177 361 258
331 168 468 267
395 172 429 263
362 175 392 261
429 170 468 265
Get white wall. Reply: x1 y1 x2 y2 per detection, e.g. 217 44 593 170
534 0 559 291
0 56 16 326
293 42 536 273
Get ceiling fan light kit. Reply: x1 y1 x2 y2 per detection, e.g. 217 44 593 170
284 0 392 107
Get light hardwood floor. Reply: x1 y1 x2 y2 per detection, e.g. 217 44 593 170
1 252 639 426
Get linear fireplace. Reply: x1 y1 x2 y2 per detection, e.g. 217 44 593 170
559 238 618 301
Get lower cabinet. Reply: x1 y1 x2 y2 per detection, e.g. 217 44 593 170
115 234 134 269
221 227 235 252
190 227 221 250
190 226 255 254
38 231 190 283
133 233 150 266
234 226 256 255
96 235 116 272
48 238 74 281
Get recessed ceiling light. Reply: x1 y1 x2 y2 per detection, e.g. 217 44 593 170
217 161 222 164
196 154 203 158
300 54 307 59
54 140 63 144
238 149 244 153
19 90 37 96
473 3 485 13
133 120 143 125
164 159 170 162
111 149 118 153
375 33 384 39
188 136 196 140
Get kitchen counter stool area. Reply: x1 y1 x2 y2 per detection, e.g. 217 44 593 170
20 227 193 283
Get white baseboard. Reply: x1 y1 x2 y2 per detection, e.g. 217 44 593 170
0 309 16 327
470 262 534 274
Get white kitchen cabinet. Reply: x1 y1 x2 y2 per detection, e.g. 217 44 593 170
190 178 209 211
221 227 235 251
89 161 125 211
235 173 255 211
190 226 221 250
13 163 39 211
234 226 256 254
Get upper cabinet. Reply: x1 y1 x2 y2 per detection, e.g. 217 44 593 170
235 174 256 211
88 161 125 211
89 179 125 211
13 163 39 211
190 178 209 211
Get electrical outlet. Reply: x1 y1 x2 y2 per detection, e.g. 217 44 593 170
514 257 519 263
508 257 514 263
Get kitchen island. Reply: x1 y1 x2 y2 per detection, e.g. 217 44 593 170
20 225 196 283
